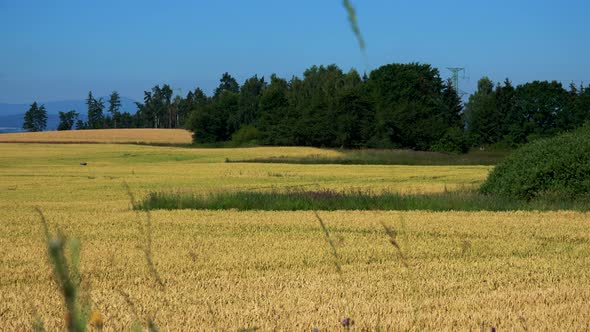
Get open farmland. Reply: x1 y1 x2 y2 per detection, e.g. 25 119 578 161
0 128 193 144
1 142 589 330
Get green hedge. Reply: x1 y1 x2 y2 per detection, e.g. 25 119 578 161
480 124 590 199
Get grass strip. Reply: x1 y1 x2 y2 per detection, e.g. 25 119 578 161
225 149 509 166
137 189 590 212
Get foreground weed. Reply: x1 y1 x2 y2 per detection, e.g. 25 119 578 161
380 217 425 329
314 211 354 330
34 184 165 331
123 181 165 289
380 220 409 268
122 182 165 330
35 207 92 332
314 211 342 273
118 290 159 332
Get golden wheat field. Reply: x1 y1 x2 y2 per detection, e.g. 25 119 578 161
1 141 589 331
0 128 193 144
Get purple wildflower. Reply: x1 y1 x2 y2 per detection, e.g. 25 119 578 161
340 317 354 328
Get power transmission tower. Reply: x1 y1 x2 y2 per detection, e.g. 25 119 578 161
447 67 466 98
173 87 183 97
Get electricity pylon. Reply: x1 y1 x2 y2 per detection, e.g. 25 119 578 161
173 87 183 98
447 67 466 98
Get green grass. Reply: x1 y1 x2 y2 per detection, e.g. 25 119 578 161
138 188 590 212
135 140 260 148
225 149 510 166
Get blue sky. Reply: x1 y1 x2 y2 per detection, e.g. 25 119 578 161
1 0 589 103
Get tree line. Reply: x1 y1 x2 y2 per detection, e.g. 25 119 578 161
465 77 590 147
22 62 590 152
188 64 466 152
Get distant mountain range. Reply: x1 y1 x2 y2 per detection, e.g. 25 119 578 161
0 113 61 133
0 97 138 132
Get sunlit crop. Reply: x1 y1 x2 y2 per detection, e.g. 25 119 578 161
0 128 193 144
0 141 588 330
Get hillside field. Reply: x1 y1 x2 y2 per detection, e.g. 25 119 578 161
1 141 589 330
0 128 193 144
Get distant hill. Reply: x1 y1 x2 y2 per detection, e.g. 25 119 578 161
0 113 61 133
0 97 138 131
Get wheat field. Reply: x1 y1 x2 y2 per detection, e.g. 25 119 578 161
1 142 589 330
0 128 193 144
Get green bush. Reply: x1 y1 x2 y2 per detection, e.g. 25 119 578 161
430 127 469 154
231 125 260 145
480 124 590 199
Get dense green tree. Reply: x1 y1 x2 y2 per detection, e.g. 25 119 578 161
170 95 182 128
391 100 449 150
495 79 516 142
188 104 218 143
367 63 449 149
334 78 374 147
233 75 266 132
135 92 153 128
430 79 467 153
189 86 238 143
86 91 105 129
107 91 121 128
75 119 87 130
22 103 37 132
118 112 135 128
441 79 463 129
188 87 208 109
22 102 47 132
465 77 502 145
465 78 578 147
134 85 174 128
172 89 201 128
577 85 590 125
37 104 48 131
161 84 173 128
513 80 567 141
57 110 78 131
190 76 244 141
184 88 210 136
557 83 590 131
292 65 347 146
150 86 164 128
214 72 239 97
258 74 292 145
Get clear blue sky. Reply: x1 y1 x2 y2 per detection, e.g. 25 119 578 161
1 0 589 103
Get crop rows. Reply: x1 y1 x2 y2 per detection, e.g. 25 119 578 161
0 143 587 330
